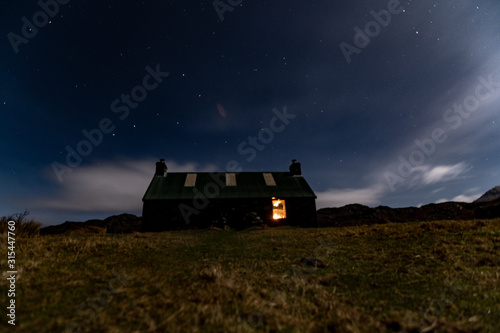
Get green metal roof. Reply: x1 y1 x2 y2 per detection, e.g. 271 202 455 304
142 172 316 201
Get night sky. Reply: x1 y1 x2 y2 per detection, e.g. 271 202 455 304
1 1 500 225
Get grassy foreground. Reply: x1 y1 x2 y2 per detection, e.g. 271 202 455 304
1 219 499 333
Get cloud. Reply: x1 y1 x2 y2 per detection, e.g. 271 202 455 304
377 59 500 191
435 187 482 203
420 163 467 185
436 193 481 204
394 163 468 190
316 184 385 209
33 158 217 213
378 160 468 193
450 193 481 202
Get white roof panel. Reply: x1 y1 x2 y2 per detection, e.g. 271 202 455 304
184 173 197 187
263 173 276 186
226 173 237 186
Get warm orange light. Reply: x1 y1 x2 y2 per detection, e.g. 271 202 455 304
273 212 285 219
272 199 286 220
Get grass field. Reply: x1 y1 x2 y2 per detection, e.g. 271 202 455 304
1 219 499 332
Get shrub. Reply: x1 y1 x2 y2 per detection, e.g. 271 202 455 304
0 210 42 238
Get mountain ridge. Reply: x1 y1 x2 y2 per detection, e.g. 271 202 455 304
39 187 500 234
474 185 500 203
318 197 500 227
39 213 141 235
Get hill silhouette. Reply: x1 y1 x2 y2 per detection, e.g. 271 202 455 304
318 197 500 227
40 187 500 233
40 213 141 235
474 185 500 203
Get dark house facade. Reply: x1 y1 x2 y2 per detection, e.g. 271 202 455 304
141 161 317 231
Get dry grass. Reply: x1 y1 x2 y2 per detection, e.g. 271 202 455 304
0 211 41 238
0 219 498 332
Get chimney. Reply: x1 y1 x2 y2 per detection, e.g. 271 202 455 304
155 158 168 176
289 159 302 176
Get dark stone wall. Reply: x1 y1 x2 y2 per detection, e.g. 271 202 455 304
141 200 184 231
285 197 318 227
141 197 317 231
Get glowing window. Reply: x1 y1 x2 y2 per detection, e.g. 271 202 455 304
272 198 286 220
